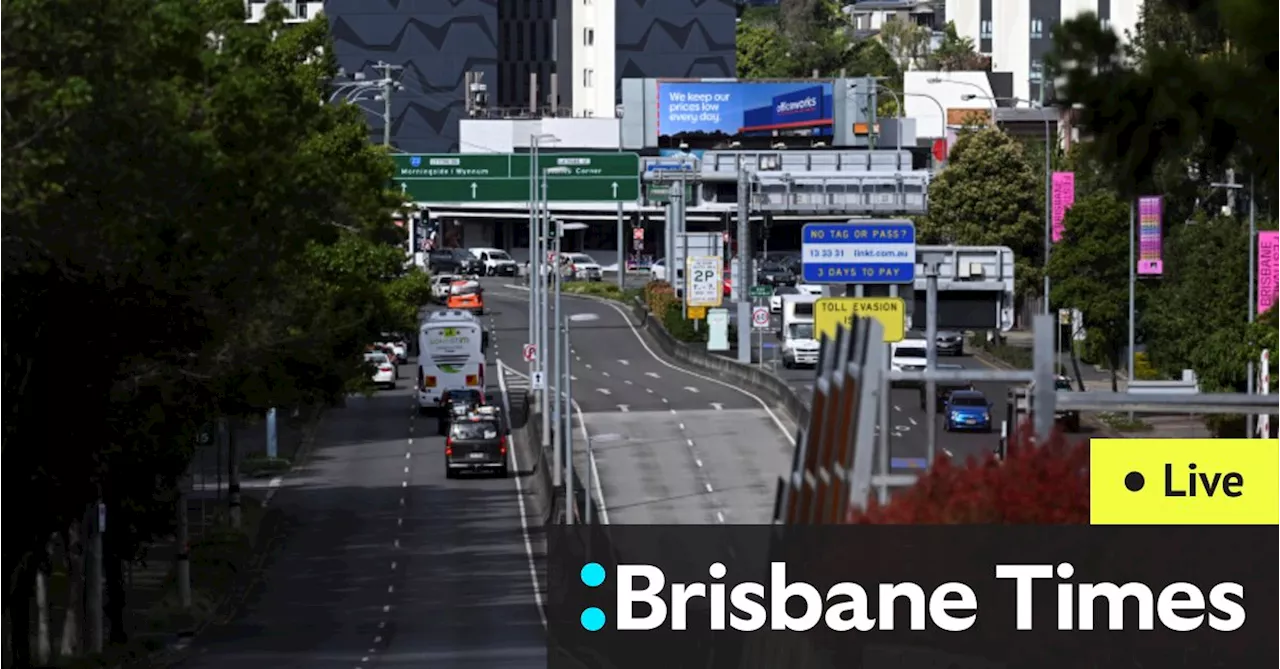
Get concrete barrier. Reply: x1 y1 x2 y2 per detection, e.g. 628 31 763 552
628 298 811 426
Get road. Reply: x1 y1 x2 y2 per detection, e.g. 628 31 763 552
482 280 795 525
178 360 546 668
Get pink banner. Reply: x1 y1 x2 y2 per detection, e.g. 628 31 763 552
1137 196 1164 276
1259 231 1279 315
1050 172 1075 242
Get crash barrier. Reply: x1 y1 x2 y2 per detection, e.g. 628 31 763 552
629 298 812 425
511 377 602 526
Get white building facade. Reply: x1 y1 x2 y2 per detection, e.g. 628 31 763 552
944 0 1143 103
560 0 618 118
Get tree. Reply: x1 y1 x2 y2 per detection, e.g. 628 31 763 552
1142 216 1252 392
920 128 1043 296
925 21 990 71
877 17 931 72
848 428 1088 524
736 19 794 79
1046 192 1133 390
2 0 415 661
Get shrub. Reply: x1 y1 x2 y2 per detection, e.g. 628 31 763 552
663 302 708 343
1132 352 1161 380
846 425 1088 524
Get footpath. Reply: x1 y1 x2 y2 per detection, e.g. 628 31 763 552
991 331 1212 439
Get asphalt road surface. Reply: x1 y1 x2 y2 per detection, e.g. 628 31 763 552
178 362 545 668
483 280 795 525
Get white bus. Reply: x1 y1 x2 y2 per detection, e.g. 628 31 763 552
417 310 486 415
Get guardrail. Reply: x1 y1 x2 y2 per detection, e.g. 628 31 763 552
628 298 812 425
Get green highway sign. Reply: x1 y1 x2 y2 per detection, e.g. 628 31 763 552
750 285 774 299
647 182 694 205
393 153 640 203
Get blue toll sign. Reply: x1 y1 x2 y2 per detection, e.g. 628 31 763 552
800 221 917 284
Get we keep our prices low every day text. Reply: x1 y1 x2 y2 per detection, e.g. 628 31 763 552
580 562 1248 633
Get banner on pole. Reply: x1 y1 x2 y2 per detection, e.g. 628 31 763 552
1050 172 1075 243
1258 230 1279 315
1137 196 1164 276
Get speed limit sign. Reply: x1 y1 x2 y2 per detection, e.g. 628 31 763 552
751 307 771 329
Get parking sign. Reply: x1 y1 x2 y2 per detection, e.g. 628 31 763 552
685 256 723 308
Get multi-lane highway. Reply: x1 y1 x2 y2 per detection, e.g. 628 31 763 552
482 281 795 525
178 359 545 668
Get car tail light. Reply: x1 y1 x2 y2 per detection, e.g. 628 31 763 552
425 376 437 388
571 264 577 272
499 435 507 455
379 365 393 372
465 374 479 386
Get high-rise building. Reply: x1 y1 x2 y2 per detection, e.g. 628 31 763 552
945 0 1143 103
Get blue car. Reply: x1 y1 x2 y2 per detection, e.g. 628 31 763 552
944 390 993 433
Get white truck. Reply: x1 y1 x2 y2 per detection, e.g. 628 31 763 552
777 293 820 368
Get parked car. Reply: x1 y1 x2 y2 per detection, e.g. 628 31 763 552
380 334 408 364
428 249 482 276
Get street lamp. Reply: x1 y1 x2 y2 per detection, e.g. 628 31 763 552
904 91 947 164
328 62 404 146
548 217 588 501
560 301 599 524
928 77 998 127
528 133 560 393
1208 178 1258 437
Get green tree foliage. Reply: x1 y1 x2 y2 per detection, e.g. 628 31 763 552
1046 193 1133 390
736 19 795 79
921 128 1043 295
1142 216 1254 391
878 17 931 72
2 0 427 659
925 22 991 71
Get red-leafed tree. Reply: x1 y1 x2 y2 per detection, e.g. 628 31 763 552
847 426 1090 524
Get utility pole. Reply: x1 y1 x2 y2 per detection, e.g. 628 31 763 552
1246 178 1257 437
735 165 752 363
224 418 241 530
374 61 403 148
176 479 192 611
86 501 105 653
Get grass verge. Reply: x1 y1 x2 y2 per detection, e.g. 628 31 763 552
967 334 1033 369
1096 412 1153 433
560 281 642 305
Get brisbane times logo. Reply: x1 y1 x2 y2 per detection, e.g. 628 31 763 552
574 561 1247 633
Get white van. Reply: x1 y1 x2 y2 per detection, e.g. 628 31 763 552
778 293 820 368
468 247 519 277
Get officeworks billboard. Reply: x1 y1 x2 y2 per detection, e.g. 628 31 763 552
656 81 835 143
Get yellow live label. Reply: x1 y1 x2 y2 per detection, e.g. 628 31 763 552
814 297 906 343
1090 438 1279 525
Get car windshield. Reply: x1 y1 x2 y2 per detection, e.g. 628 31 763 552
451 420 500 440
365 352 388 363
569 254 595 264
451 284 480 296
788 323 814 339
488 251 511 261
445 390 483 404
894 346 927 359
1055 378 1073 390
950 396 987 407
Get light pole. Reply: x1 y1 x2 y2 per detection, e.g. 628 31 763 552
328 62 403 147
928 77 997 127
965 92 1054 316
528 133 559 375
1209 177 1257 436
543 171 573 491
562 312 600 524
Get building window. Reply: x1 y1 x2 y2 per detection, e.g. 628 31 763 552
1100 17 1112 31
1030 18 1044 39
583 68 594 88
1030 59 1044 82
979 19 993 39
583 27 594 46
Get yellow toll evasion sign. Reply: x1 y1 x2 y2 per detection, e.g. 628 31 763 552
1090 438 1279 525
814 297 906 343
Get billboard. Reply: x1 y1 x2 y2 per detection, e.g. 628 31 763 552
1051 172 1075 243
656 81 835 144
1259 230 1279 315
1137 196 1164 276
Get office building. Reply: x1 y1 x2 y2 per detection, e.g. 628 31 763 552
945 0 1142 103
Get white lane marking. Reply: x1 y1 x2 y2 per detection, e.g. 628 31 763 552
618 359 630 365
585 363 593 369
908 417 918 426
570 375 578 381
602 371 610 377
382 605 391 613
678 423 686 430
390 561 397 570
669 408 676 415
704 482 714 493
559 294 796 445
405 452 411 459
401 481 407 488
695 458 704 467
716 511 726 523
624 379 633 385
262 476 283 507
618 404 630 412
661 397 669 403
645 387 654 394
397 518 403 527
944 448 954 458
393 539 400 549
893 405 902 412
502 362 608 528
403 466 409 473
496 362 550 631
387 585 395 593
645 372 660 379
596 388 612 396
684 386 699 393
686 438 695 447
375 636 382 643
575 356 582 362
710 403 723 410
399 497 405 506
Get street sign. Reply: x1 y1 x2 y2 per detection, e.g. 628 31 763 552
531 371 545 390
685 256 724 307
647 183 694 205
801 220 916 284
751 306 771 329
393 153 641 203
686 305 707 319
749 285 774 299
814 297 906 343
522 343 537 363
